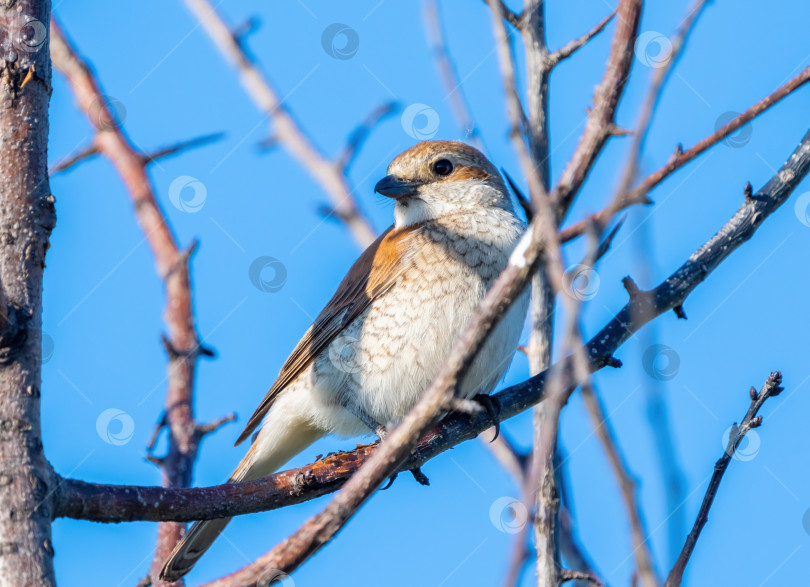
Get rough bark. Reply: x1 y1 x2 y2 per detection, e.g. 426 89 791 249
0 1 56 585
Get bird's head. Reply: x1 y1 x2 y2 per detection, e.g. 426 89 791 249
375 141 513 227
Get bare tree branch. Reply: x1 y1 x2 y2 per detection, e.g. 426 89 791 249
48 141 99 174
664 372 785 587
581 383 659 586
423 0 484 150
561 64 810 243
0 1 58 584
50 19 227 586
548 12 616 67
183 0 379 248
54 128 810 545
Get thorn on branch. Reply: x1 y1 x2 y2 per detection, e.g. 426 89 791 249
672 304 687 320
196 413 237 437
145 454 165 468
604 356 622 369
744 181 754 202
409 467 430 486
607 123 635 137
669 143 684 162
160 334 180 360
146 411 168 453
622 276 641 299
232 16 261 46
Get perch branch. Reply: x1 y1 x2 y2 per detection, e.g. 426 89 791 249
53 129 810 536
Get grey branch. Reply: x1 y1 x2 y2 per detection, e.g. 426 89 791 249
664 373 785 587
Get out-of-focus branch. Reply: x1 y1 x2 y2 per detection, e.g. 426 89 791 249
552 0 641 219
615 0 710 200
48 141 99 174
560 63 810 243
334 102 398 174
55 128 810 530
423 0 484 151
581 383 659 586
50 19 228 586
664 372 785 587
183 0 379 249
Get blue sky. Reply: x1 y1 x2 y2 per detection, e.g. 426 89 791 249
46 1 810 585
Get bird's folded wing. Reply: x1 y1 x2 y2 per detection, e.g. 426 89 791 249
235 223 425 445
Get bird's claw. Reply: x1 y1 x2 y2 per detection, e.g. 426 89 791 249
379 466 430 490
472 393 501 442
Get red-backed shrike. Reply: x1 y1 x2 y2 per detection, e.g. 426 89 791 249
161 140 530 581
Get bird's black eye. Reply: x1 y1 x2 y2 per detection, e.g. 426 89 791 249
433 158 454 176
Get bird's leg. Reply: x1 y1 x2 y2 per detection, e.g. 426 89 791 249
343 399 388 441
472 393 501 442
447 394 502 441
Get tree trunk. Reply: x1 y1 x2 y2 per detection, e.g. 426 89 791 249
0 1 56 585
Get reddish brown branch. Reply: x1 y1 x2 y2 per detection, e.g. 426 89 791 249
664 373 784 587
560 63 810 243
50 19 224 586
553 0 642 217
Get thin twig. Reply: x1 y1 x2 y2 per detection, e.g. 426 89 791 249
48 141 99 174
335 102 398 174
143 132 226 165
664 372 785 587
581 383 659 586
423 0 484 150
560 64 810 242
184 0 378 248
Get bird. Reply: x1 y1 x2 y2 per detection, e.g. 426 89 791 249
160 140 531 582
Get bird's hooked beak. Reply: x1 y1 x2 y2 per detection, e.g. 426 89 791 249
374 175 421 199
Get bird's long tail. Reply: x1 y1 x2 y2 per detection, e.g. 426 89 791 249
159 414 322 583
